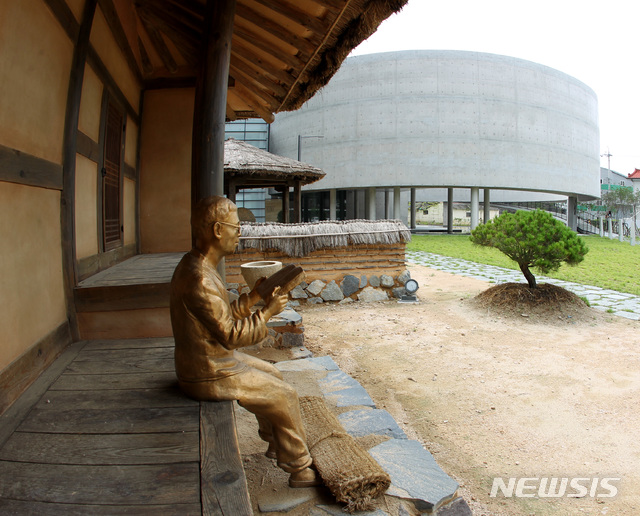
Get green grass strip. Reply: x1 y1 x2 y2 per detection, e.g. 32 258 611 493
407 234 640 296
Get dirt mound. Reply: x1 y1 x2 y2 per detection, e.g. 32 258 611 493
471 282 594 324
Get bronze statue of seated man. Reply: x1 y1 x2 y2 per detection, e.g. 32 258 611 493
170 195 318 488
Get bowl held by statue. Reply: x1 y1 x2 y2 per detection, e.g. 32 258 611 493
240 260 282 289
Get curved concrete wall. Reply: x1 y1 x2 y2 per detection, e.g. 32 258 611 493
270 50 601 200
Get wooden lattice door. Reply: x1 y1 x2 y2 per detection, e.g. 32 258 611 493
103 101 123 251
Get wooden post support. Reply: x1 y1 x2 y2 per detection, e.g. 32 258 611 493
192 0 236 206
282 186 290 223
293 181 301 223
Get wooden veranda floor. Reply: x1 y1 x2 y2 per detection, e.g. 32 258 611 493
0 336 249 515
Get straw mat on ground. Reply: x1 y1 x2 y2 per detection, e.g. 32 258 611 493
299 396 390 512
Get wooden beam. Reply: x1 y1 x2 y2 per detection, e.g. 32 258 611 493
135 2 201 65
232 25 304 70
0 144 63 190
0 323 74 423
76 131 101 162
97 0 143 82
137 35 154 75
136 0 203 32
139 18 178 74
200 401 252 515
87 46 139 124
232 82 275 123
231 42 295 89
42 0 80 42
60 0 98 342
234 3 317 57
229 62 283 104
192 0 236 204
250 0 327 35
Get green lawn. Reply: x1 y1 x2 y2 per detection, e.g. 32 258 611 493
407 234 640 296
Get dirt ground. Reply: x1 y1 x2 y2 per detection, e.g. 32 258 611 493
242 264 640 515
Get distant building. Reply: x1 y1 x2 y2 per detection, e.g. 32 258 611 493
270 50 601 230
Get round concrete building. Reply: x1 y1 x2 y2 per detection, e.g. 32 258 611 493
269 50 601 229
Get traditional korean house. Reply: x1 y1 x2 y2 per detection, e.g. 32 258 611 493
0 0 409 414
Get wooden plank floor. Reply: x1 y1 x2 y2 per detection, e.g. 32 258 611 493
77 253 184 288
0 337 202 515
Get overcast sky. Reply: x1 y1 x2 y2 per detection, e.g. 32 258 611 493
349 0 640 176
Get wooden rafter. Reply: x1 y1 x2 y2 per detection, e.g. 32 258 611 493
230 53 290 97
137 36 153 75
233 82 275 123
234 3 318 57
232 24 304 69
249 0 327 35
134 1 200 65
139 16 178 73
229 63 281 107
231 39 296 86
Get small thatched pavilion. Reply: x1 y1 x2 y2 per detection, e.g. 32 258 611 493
224 138 325 223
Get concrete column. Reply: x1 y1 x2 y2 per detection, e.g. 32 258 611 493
367 187 376 220
618 219 624 242
608 216 613 239
393 187 401 220
329 189 336 220
447 188 454 233
599 216 604 237
483 188 491 224
567 196 577 231
410 188 416 229
470 187 479 230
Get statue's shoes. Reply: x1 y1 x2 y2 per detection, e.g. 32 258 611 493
265 444 277 459
288 468 322 488
288 476 323 488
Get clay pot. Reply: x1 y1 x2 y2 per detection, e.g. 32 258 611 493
240 260 282 288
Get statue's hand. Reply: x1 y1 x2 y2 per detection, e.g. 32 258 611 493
262 287 288 321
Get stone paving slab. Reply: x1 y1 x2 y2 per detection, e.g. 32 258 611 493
369 439 460 513
339 408 407 440
407 250 640 320
275 356 467 514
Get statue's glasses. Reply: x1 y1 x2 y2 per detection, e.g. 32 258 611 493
216 221 241 233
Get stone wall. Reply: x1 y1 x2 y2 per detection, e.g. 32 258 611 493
225 243 411 304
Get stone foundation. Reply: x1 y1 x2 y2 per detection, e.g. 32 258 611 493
226 243 410 304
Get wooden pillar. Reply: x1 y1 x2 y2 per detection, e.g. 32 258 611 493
227 181 236 203
191 0 236 206
293 181 302 223
282 187 290 223
61 0 97 340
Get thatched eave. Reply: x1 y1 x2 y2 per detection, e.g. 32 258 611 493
225 138 325 185
239 219 411 257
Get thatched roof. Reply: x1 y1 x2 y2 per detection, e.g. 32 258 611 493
101 0 409 122
225 139 325 185
239 219 411 257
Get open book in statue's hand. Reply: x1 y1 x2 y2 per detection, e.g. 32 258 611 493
255 264 305 300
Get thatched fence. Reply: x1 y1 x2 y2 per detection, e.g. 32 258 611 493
226 220 412 303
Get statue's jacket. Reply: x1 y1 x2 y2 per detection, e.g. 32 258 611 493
170 249 268 383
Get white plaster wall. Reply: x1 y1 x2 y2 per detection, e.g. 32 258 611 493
270 50 601 201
